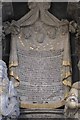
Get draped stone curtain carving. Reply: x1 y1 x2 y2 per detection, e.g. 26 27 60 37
9 2 72 108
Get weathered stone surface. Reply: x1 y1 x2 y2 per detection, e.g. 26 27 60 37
15 19 66 104
0 60 20 119
0 3 2 59
9 2 71 110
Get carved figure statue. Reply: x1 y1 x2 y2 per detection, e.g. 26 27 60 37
0 60 20 120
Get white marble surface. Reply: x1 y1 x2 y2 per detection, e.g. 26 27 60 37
0 60 20 120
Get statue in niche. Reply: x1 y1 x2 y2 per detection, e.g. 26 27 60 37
3 2 80 118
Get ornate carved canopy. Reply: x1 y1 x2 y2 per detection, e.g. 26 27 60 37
9 2 72 109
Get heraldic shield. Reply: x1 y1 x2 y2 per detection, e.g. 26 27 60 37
9 2 72 109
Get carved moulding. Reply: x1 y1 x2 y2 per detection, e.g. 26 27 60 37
8 2 72 110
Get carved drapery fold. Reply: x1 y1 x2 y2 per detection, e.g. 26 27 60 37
9 2 72 109
9 35 20 87
0 60 20 119
18 2 60 27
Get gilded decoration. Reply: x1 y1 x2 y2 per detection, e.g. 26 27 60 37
9 2 72 109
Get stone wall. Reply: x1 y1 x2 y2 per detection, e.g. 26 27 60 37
0 2 2 59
